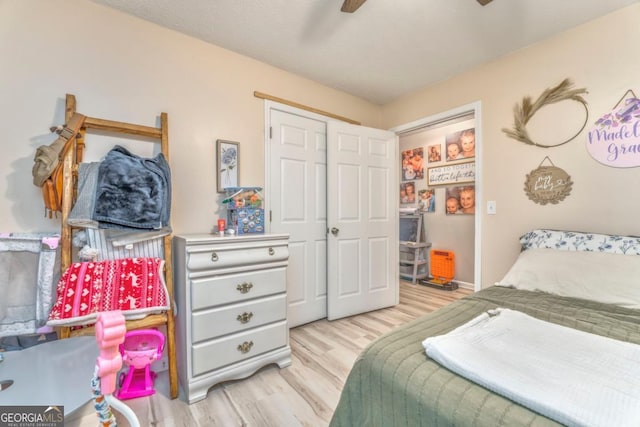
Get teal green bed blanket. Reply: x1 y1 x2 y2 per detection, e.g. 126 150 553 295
330 286 640 427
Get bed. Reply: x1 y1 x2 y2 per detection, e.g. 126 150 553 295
330 229 640 427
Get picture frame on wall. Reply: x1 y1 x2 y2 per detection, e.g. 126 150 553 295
427 144 442 163
217 139 239 193
445 185 476 215
445 127 476 161
400 182 416 204
427 161 475 186
418 189 435 212
401 147 424 181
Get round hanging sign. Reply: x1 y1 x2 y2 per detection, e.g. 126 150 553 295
524 162 573 205
586 96 640 167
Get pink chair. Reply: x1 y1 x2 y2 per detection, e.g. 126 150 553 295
115 329 165 400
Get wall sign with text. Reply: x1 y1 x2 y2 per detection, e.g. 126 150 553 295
427 161 475 186
524 164 573 205
587 97 640 167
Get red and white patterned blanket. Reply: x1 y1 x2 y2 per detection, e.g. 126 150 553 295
47 257 169 326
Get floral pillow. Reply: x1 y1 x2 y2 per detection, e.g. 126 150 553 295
520 229 640 255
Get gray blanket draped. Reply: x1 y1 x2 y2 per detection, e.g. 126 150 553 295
93 145 171 230
68 162 100 228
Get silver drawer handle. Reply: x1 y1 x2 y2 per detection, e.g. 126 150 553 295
236 312 254 324
236 282 253 294
268 247 275 256
237 341 254 354
211 252 219 262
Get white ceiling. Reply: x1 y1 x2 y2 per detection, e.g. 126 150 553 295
91 0 637 105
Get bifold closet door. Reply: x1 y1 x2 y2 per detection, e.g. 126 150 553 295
269 109 328 327
268 108 398 326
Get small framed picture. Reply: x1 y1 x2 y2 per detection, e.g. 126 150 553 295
401 147 424 181
418 189 435 212
427 144 442 163
400 182 416 205
217 140 239 193
445 185 475 215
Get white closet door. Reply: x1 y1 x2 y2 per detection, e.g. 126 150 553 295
269 109 328 327
326 121 398 320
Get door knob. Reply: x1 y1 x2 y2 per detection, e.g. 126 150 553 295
331 227 340 236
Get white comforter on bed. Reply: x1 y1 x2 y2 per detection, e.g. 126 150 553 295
422 308 640 427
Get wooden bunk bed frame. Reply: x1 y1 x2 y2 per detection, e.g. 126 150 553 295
57 93 178 399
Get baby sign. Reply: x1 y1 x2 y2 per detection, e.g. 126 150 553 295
587 97 640 167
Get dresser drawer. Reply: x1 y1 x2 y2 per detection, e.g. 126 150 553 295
192 321 288 376
191 267 286 309
191 294 286 343
186 241 288 271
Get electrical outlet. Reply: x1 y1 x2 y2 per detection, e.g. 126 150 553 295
153 356 169 372
487 200 497 215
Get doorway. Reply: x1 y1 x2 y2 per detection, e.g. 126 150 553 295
392 101 482 291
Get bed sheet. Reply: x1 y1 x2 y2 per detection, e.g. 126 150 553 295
329 286 640 427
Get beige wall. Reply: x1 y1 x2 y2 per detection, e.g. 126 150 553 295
382 4 640 287
3 1 639 289
0 0 381 234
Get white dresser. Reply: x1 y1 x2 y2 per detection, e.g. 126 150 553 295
173 233 291 404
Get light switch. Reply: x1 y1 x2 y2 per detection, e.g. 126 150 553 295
487 200 497 215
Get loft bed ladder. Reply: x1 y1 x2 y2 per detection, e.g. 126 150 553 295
58 94 178 400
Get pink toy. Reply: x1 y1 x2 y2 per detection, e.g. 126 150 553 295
95 311 126 395
94 311 140 426
115 329 165 400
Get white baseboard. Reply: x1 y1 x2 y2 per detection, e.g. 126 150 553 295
455 280 474 290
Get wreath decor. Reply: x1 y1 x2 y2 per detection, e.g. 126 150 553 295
502 78 588 148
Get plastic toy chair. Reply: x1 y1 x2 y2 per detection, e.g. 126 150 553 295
115 329 165 400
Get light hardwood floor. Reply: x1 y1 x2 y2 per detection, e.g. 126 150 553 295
68 281 471 427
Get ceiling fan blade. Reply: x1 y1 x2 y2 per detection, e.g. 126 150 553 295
341 0 367 13
477 0 493 5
